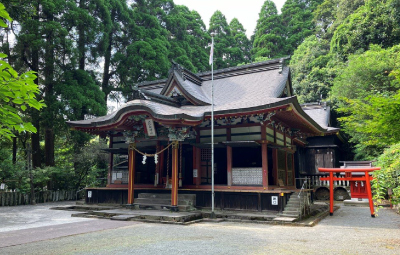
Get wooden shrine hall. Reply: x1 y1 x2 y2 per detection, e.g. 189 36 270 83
67 58 340 211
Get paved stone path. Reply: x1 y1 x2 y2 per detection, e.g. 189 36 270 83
0 202 399 255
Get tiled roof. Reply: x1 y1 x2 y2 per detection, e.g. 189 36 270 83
67 57 338 133
302 104 339 132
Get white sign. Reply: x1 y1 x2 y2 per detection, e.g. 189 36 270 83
145 119 157 137
0 183 5 190
271 196 278 205
193 169 198 178
88 191 92 198
116 172 123 179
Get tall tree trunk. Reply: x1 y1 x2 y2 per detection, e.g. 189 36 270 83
44 11 55 167
78 0 86 70
101 9 115 106
31 48 41 168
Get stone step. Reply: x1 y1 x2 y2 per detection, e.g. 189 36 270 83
138 193 196 201
285 205 300 210
135 203 194 211
135 198 194 206
279 213 299 218
283 209 300 214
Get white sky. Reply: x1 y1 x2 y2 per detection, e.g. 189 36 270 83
173 0 286 38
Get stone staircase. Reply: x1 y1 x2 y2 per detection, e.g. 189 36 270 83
279 191 310 219
132 193 196 211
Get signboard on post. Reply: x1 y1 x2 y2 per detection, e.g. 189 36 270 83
88 191 92 198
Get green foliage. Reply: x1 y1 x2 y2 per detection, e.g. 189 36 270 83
290 35 337 103
0 4 45 140
280 0 323 55
373 143 400 208
0 59 45 139
313 0 365 40
332 44 400 101
208 10 235 69
331 0 400 59
0 146 26 190
333 45 400 159
229 18 251 65
252 0 285 59
57 70 107 121
165 5 209 72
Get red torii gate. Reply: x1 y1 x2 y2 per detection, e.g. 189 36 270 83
318 167 381 217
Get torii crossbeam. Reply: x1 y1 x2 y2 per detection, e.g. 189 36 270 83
319 167 381 217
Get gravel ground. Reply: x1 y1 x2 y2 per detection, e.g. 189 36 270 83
0 202 399 255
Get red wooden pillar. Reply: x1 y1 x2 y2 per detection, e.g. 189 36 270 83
227 146 232 186
192 146 196 185
226 127 232 186
285 151 288 186
155 142 160 186
171 141 179 210
329 172 334 215
127 143 136 204
261 124 268 189
273 149 278 185
262 143 268 189
365 172 375 217
195 148 201 186
292 153 295 186
159 144 165 187
194 128 201 187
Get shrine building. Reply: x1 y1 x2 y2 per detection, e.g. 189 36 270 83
67 58 340 211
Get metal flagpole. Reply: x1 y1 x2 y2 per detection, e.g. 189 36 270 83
211 34 216 218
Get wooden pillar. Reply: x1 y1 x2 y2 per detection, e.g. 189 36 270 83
261 125 268 189
171 141 179 210
195 147 201 186
262 143 268 189
127 143 136 205
285 151 288 186
329 172 334 216
193 146 201 185
284 131 288 186
273 149 278 185
227 146 232 186
365 172 375 217
194 128 201 186
226 128 232 186
155 142 160 186
107 135 113 186
159 144 165 186
292 153 295 187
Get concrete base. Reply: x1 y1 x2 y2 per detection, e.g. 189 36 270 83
344 198 369 207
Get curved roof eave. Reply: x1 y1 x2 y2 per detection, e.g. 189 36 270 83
289 97 333 134
66 101 204 129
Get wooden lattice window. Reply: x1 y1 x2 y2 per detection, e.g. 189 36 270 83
201 148 211 161
277 150 286 185
287 153 294 186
